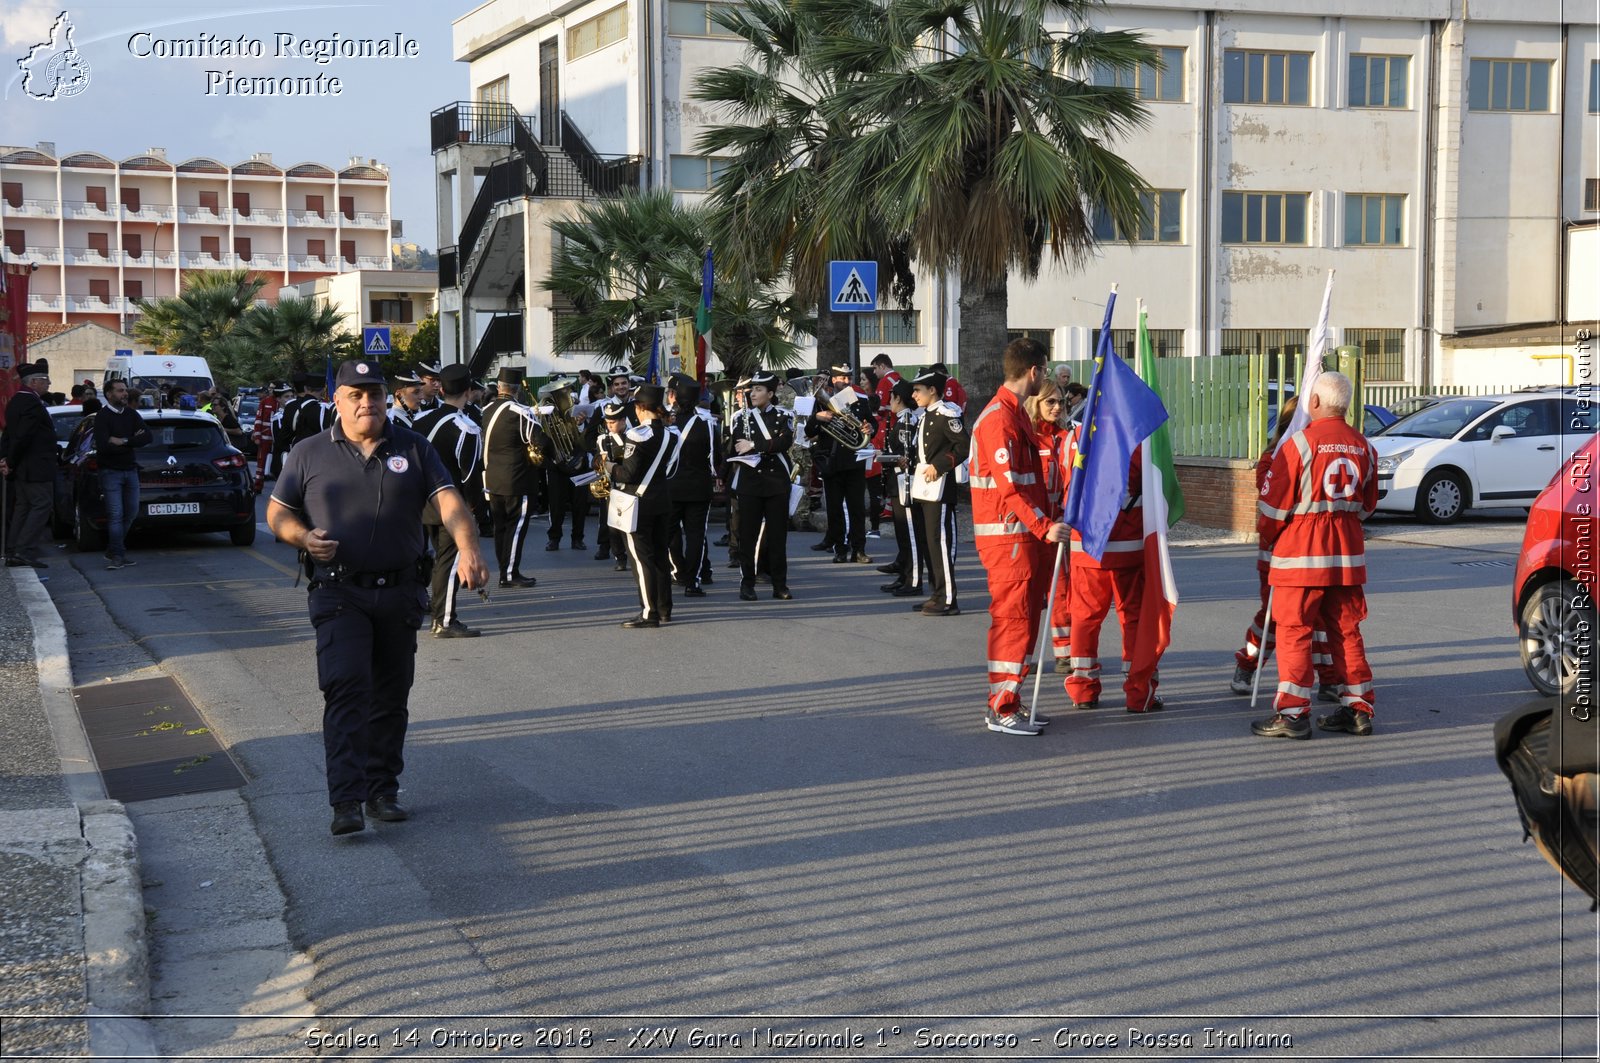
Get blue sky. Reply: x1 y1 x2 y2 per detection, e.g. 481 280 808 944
1 0 468 247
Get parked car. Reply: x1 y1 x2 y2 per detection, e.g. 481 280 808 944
1371 393 1596 523
46 404 90 538
1514 434 1599 698
59 409 256 551
1361 403 1397 436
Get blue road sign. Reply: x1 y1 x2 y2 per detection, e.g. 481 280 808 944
828 261 878 313
362 327 392 357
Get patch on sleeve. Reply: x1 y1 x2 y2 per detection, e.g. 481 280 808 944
994 446 1009 465
949 419 964 434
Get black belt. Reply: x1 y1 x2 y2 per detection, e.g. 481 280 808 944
311 565 413 589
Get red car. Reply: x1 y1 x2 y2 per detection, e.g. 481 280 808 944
1515 433 1600 697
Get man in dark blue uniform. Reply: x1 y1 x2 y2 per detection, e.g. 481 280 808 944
267 359 490 837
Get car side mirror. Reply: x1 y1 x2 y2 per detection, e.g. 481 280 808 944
1491 425 1516 443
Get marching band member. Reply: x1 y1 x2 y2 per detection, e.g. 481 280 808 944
535 378 591 553
729 370 796 602
806 363 875 564
413 365 485 638
602 386 679 628
909 368 969 617
878 381 925 599
1025 379 1073 669
968 337 1069 736
587 366 637 569
667 376 718 597
481 367 539 589
387 368 425 428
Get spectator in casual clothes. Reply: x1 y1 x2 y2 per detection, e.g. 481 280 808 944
0 360 58 570
94 378 153 569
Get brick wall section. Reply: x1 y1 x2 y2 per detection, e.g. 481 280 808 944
1175 457 1259 535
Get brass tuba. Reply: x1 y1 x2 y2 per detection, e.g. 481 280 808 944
542 386 586 470
819 390 873 450
590 452 611 500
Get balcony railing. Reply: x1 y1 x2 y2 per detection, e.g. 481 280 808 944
235 252 286 268
560 112 643 198
431 101 521 152
290 254 329 270
64 245 117 265
66 294 120 312
22 245 61 263
27 293 64 311
345 211 390 229
289 210 333 226
123 250 178 267
4 198 60 218
62 199 116 219
122 204 177 222
180 251 226 268
179 205 226 223
232 208 285 225
355 255 388 269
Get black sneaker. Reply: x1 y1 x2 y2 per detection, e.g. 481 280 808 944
1317 684 1341 703
685 585 706 597
1316 706 1373 736
877 563 900 575
1230 664 1255 695
364 795 409 822
739 581 758 602
880 581 905 593
544 540 561 551
432 620 481 639
1028 711 1053 727
571 539 586 550
499 575 536 589
891 584 923 598
1250 712 1311 740
985 707 1043 736
330 801 365 835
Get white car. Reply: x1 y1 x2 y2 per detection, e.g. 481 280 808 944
1371 391 1595 523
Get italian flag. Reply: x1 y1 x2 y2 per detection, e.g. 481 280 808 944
693 247 713 385
1130 303 1182 694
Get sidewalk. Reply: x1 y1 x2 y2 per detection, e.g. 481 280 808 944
0 567 155 1059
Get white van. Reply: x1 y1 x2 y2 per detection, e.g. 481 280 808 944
104 353 215 403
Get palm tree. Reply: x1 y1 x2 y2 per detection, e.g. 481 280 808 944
131 269 266 370
223 297 354 382
691 0 915 371
808 0 1156 399
542 189 811 381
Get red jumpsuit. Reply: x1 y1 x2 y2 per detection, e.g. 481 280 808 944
1234 449 1339 686
252 393 279 492
1034 421 1073 660
969 386 1056 713
1062 436 1154 711
1258 416 1379 717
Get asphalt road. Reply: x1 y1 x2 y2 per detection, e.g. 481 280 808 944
42 503 1600 1061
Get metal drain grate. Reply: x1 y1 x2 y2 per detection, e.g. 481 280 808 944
71 676 245 803
1453 558 1513 569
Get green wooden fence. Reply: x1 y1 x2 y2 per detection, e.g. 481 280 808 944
1049 352 1522 460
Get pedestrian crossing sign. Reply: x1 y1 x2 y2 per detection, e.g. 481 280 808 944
828 261 877 313
363 327 391 356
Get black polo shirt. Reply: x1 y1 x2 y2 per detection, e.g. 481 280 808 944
271 418 452 573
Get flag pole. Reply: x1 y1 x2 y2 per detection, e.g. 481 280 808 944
1028 540 1066 726
1250 587 1274 709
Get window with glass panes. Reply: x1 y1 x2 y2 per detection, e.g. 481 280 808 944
1344 328 1405 381
858 310 920 344
1091 46 1185 101
1586 179 1599 213
1589 60 1599 113
1344 194 1405 246
1223 50 1311 105
1349 54 1409 108
668 155 733 191
567 4 628 60
668 0 739 37
1221 192 1309 245
1092 190 1183 243
1469 59 1552 112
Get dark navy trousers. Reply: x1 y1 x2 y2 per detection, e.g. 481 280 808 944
309 580 425 805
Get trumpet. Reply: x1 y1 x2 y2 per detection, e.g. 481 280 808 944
590 452 611 500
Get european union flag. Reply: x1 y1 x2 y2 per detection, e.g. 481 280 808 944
1063 313 1170 561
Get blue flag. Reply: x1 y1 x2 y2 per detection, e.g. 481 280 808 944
646 327 661 385
324 356 335 397
1063 295 1169 561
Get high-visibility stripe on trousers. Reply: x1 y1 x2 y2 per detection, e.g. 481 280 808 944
1271 584 1374 716
1234 570 1338 685
1049 557 1071 657
1064 557 1150 710
978 538 1052 711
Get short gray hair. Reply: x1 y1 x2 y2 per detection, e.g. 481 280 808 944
1314 370 1353 413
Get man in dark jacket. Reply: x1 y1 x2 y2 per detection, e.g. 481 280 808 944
666 376 717 596
94 379 153 569
1 360 58 570
480 367 539 588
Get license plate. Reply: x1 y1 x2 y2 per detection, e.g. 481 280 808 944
147 502 201 516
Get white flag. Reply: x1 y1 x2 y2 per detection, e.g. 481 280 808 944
1274 269 1334 454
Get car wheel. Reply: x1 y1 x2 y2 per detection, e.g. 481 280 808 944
73 501 106 553
229 522 257 547
1520 578 1594 699
1415 469 1468 524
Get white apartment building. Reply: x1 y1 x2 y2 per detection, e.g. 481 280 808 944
434 0 1600 386
0 144 394 336
282 269 440 346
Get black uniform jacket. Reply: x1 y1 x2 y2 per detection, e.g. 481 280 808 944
915 401 970 505
412 405 483 524
0 389 56 482
728 404 795 498
668 405 718 503
805 389 876 476
481 396 538 497
602 420 677 516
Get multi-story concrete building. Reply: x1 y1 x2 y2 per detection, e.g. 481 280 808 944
433 0 1600 386
0 144 394 336
281 269 440 346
